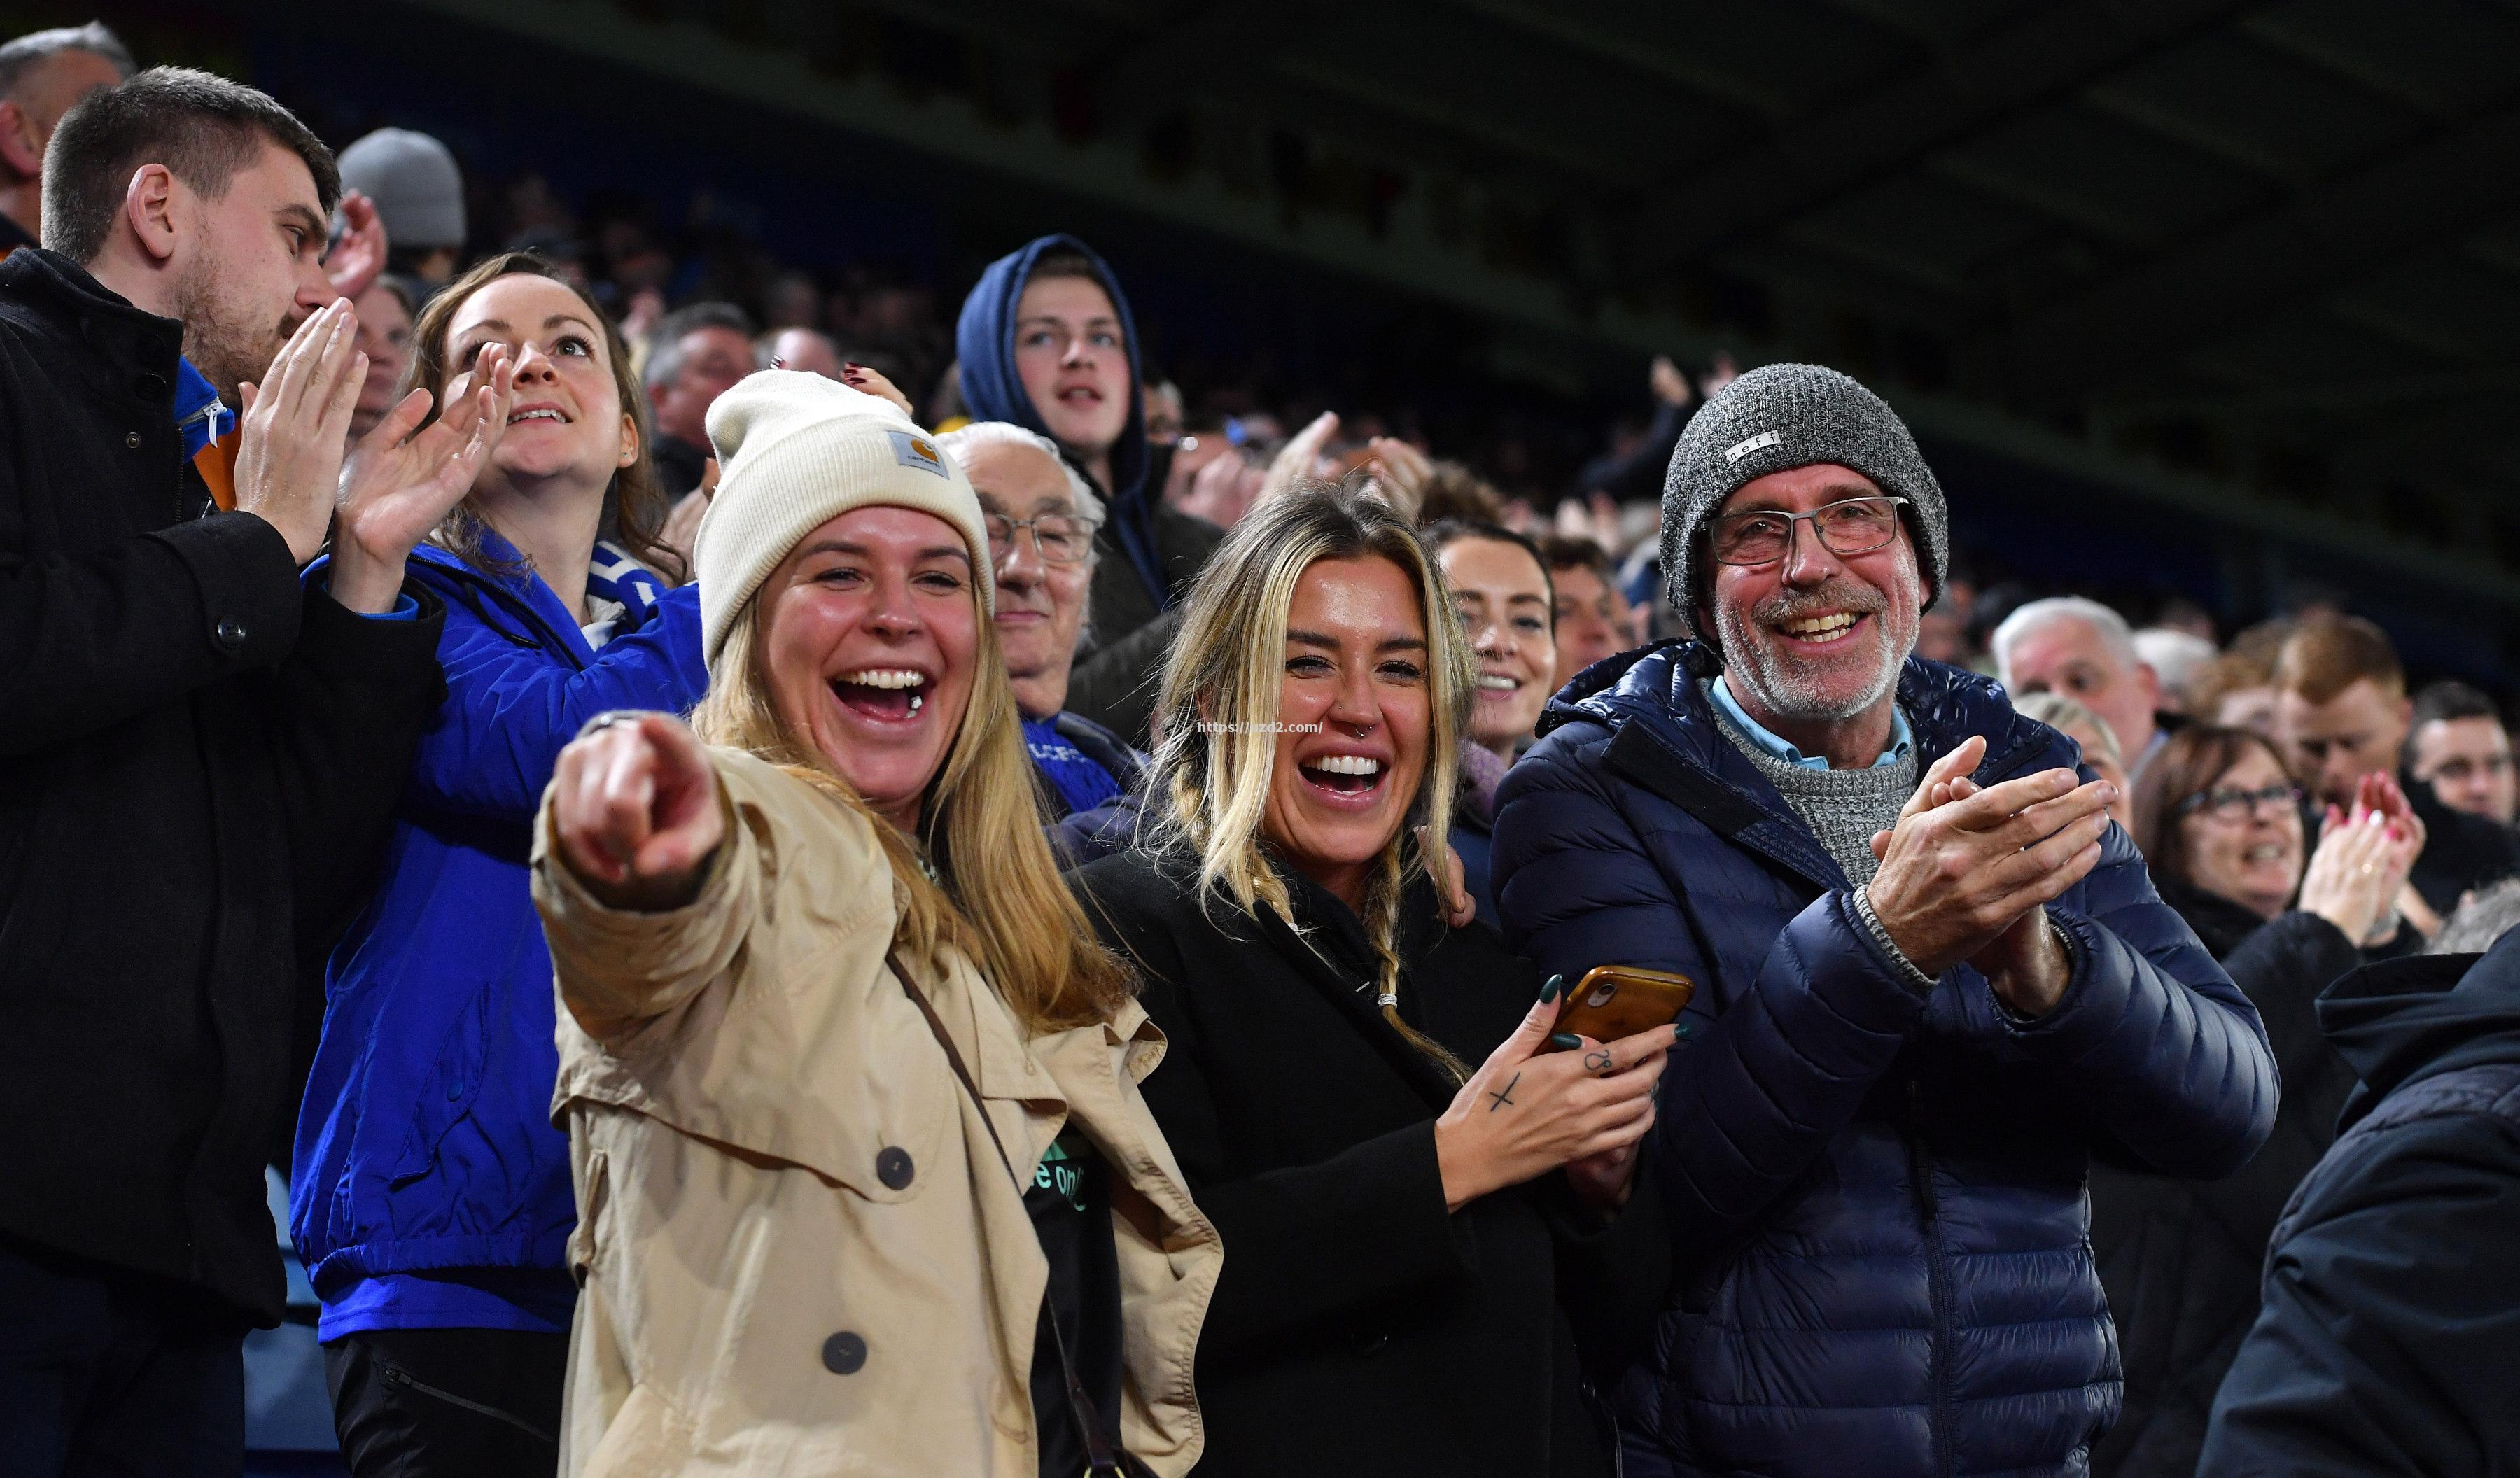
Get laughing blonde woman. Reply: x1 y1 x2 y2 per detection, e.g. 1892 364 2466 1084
1071 481 1674 1478
531 372 1216 1475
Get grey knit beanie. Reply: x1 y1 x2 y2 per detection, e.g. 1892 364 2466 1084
337 128 465 251
1660 363 1947 632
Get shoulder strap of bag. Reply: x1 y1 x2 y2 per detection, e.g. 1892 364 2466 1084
888 950 1131 1478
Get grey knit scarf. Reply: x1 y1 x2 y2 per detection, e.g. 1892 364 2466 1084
1706 684 1919 888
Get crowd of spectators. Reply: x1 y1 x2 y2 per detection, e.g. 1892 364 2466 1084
6 19 2520 1478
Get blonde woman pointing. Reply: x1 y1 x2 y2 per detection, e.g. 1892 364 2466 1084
531 372 1216 1475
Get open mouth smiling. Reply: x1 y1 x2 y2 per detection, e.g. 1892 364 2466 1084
1774 610 1865 645
830 666 933 721
1298 752 1386 799
506 403 570 427
1475 673 1524 700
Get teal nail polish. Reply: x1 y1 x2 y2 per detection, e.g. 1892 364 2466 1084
1548 1033 1582 1050
1538 973 1562 1004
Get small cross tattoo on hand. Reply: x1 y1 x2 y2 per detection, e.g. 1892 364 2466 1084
1487 1071 1522 1112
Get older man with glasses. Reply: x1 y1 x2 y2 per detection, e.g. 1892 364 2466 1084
1491 363 2276 1478
936 421 1142 859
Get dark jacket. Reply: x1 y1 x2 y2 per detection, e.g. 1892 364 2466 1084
290 539 705 1332
1575 394 1695 503
1073 849 1672 1478
2404 770 2520 915
1453 738 1512 929
0 248 447 1324
1490 640 2278 1478
954 234 1223 743
2089 877 2365 1478
1038 708 1148 867
651 431 709 502
2200 936 2520 1475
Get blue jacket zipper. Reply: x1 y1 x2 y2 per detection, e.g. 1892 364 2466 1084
1909 1075 1955 1478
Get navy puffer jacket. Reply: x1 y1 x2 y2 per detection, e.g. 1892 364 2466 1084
1491 640 2278 1478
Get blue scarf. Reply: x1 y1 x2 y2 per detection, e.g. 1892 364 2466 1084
953 234 1171 611
174 356 234 460
1023 715 1124 816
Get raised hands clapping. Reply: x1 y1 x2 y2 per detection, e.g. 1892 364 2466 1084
325 345 517 612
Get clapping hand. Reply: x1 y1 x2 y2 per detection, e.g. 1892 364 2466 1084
325 190 389 302
233 300 365 567
1864 736 2115 1014
2300 773 2427 944
1176 444 1261 527
1362 434 1434 519
1254 410 1340 509
552 713 726 911
326 346 516 613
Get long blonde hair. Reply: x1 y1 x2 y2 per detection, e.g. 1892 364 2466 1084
691 576 1130 1035
1145 479 1478 1077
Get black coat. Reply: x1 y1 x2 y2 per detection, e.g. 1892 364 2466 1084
1072 849 1671 1478
2405 769 2520 915
1064 441 1224 745
2088 876 2365 1478
2200 937 2520 1475
0 248 446 1324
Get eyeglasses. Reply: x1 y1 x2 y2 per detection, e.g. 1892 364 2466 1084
1709 495 1910 568
983 512 1100 567
2177 781 2304 824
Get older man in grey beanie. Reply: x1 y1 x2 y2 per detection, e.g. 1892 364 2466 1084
1491 363 2275 1478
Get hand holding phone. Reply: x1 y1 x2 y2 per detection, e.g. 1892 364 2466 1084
1547 964 1694 1046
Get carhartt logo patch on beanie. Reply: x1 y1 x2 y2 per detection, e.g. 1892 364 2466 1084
1659 363 1949 633
695 371 995 673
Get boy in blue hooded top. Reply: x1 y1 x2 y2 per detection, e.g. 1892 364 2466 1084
290 254 708 1470
955 234 1222 742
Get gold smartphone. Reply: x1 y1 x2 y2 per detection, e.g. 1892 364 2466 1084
1548 964 1695 1046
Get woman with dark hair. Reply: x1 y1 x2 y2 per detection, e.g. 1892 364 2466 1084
1074 483 1672 1477
955 234 1224 742
1425 517 1555 925
2090 723 2423 1478
288 253 710 1472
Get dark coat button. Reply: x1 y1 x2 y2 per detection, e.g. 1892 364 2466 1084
125 431 142 449
214 617 248 650
876 1146 913 1190
821 1332 867 1374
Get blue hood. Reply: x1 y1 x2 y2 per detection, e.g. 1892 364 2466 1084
954 234 1168 607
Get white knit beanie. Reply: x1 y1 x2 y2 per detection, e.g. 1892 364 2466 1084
695 371 994 672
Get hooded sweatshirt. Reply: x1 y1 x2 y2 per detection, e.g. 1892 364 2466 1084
2199 934 2520 1475
953 233 1168 609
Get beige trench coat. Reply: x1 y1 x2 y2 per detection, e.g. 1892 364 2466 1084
530 747 1219 1475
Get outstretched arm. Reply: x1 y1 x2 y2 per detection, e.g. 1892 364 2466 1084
532 714 750 1032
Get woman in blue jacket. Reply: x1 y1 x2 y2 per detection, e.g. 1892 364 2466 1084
290 253 708 1475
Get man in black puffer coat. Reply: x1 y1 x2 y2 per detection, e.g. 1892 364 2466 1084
2201 915 2520 1475
1493 365 2277 1478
